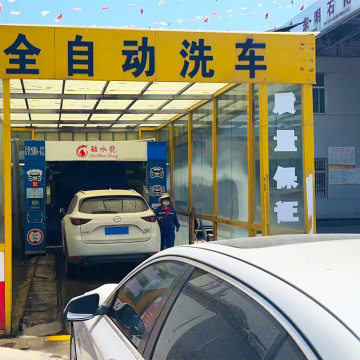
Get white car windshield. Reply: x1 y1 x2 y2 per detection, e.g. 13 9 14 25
79 196 148 214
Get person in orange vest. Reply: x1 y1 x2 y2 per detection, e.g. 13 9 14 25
154 193 180 250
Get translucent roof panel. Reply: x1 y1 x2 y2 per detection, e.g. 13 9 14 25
90 114 118 121
11 114 30 121
120 114 150 121
23 80 63 94
139 123 160 127
10 79 23 93
31 114 59 121
61 114 90 121
130 100 166 110
182 83 228 95
62 100 97 110
162 100 200 110
10 99 26 109
106 81 149 94
65 80 106 94
145 82 190 95
28 99 61 109
149 113 178 120
97 100 133 109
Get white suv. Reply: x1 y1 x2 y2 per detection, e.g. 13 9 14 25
60 189 160 276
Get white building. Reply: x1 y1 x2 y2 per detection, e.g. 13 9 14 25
284 0 360 219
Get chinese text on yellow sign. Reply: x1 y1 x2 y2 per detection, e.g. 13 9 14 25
0 25 315 84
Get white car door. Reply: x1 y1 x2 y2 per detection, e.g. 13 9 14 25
74 317 138 360
74 260 191 360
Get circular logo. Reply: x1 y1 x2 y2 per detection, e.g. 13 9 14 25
113 216 121 222
76 145 88 158
27 229 44 245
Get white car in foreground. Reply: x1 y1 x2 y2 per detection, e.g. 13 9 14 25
61 189 160 276
64 234 360 360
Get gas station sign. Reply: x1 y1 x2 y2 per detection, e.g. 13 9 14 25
0 25 315 84
24 141 46 254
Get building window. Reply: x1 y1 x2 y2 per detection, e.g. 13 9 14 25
313 73 325 114
315 158 328 198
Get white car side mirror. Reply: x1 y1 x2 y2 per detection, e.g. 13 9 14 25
64 293 100 322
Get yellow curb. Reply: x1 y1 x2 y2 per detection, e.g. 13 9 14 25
46 335 71 342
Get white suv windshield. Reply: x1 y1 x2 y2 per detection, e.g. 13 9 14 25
79 196 148 214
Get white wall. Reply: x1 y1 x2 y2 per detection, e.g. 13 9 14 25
316 57 360 218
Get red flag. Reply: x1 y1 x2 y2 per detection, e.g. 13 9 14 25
102 6 110 10
54 13 63 23
300 4 305 10
140 6 144 14
265 12 269 19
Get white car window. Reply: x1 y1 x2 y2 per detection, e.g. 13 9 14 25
80 196 148 214
151 268 307 360
109 261 189 349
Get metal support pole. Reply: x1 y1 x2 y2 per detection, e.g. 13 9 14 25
247 84 255 236
302 84 316 234
3 79 12 334
188 112 194 244
259 84 270 236
170 122 174 199
212 99 218 240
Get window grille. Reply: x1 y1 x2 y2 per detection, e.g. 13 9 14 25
315 158 327 198
313 73 325 114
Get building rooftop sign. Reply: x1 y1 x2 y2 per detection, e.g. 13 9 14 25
283 0 358 34
0 25 315 84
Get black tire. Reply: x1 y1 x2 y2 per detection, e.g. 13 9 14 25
70 325 77 360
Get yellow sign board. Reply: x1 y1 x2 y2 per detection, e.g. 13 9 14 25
0 25 315 83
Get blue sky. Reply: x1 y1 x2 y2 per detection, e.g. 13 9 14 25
0 0 317 31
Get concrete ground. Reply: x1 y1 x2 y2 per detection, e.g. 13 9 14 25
0 335 70 359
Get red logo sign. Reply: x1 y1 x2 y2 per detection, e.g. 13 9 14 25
27 229 44 245
76 145 88 158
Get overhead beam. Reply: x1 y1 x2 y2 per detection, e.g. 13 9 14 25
11 93 213 100
12 109 188 114
11 119 170 125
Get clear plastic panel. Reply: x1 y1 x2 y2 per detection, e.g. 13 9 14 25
217 224 249 240
173 117 189 212
176 215 190 246
217 85 248 222
192 103 213 216
268 84 305 234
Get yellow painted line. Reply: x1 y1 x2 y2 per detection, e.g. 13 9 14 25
46 335 71 342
